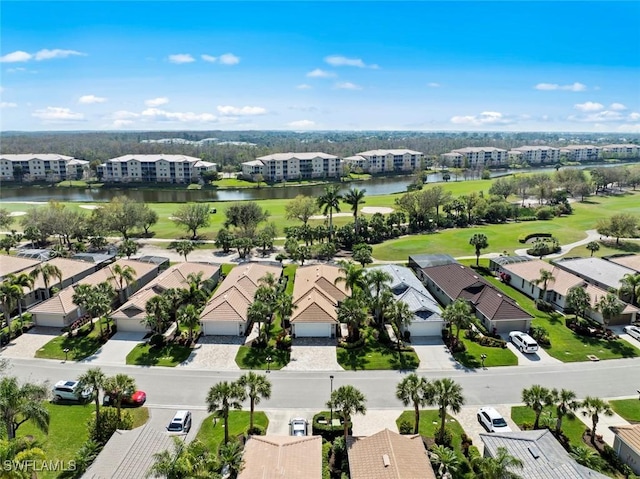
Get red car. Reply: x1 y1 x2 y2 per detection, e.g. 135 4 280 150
103 390 146 407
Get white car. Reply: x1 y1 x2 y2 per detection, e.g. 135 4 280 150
477 407 512 433
52 380 91 403
289 418 308 436
167 410 192 433
509 331 539 353
624 325 640 341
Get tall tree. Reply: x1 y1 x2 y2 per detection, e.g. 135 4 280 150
522 385 554 429
327 385 367 442
427 378 465 444
317 185 343 240
619 273 640 306
442 299 472 344
140 205 159 237
337 297 368 342
0 281 22 331
146 437 219 479
429 445 460 479
396 373 432 434
206 381 246 444
77 367 106 440
581 396 614 445
469 233 489 266
178 304 200 343
0 209 14 231
595 292 624 329
335 260 366 294
551 388 579 436
103 374 136 422
217 440 245 479
173 240 195 262
473 446 524 479
596 213 639 245
365 268 392 325
274 293 296 330
112 263 137 302
173 203 211 239
343 188 366 236
0 376 50 439
238 372 272 432
586 241 600 257
533 269 555 301
224 202 269 238
566 287 590 320
117 238 139 259
285 195 319 226
0 437 45 479
29 263 62 300
387 300 414 350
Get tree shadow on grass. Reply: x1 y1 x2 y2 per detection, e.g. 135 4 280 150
388 350 419 370
336 347 369 371
578 335 638 358
130 343 193 366
453 351 480 369
236 346 289 370
546 312 563 325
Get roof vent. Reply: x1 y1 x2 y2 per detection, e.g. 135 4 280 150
382 454 391 467
528 446 541 459
497 293 502 298
473 275 478 279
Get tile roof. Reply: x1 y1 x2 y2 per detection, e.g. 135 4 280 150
608 255 640 274
347 429 436 479
23 258 96 290
106 154 203 163
481 430 609 479
611 424 640 453
357 149 423 157
0 255 41 279
500 259 582 296
554 257 635 290
0 154 76 161
257 152 339 161
291 264 348 324
238 435 322 479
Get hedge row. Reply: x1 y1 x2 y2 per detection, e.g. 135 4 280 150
518 232 553 243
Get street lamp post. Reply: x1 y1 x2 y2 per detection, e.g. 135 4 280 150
266 355 272 373
330 375 334 429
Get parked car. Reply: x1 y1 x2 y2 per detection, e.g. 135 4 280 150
477 407 512 433
167 410 192 433
103 390 147 407
624 325 640 341
509 331 539 353
52 380 91 403
289 418 308 436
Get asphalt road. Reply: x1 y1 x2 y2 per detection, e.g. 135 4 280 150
6 356 637 410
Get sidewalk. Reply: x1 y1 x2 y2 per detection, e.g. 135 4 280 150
575 408 630 447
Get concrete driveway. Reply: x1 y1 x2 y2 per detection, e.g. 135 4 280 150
0 327 60 359
504 341 562 366
412 337 461 371
283 338 343 371
455 405 520 455
82 332 145 365
178 335 242 370
265 408 317 435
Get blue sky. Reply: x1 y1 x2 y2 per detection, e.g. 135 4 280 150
1 1 639 132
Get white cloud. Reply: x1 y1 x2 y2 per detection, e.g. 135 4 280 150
219 53 240 65
287 119 315 128
335 82 362 90
79 95 107 104
0 102 17 108
534 82 587 92
618 124 640 133
610 103 627 111
0 51 32 63
296 84 312 90
217 105 267 116
34 49 84 61
201 54 217 63
574 101 604 112
111 110 139 120
450 111 513 126
306 68 335 78
112 119 134 128
32 106 84 121
7 67 28 73
627 112 640 121
324 55 378 69
427 82 441 88
145 97 169 107
141 108 217 122
168 54 195 64
568 110 624 122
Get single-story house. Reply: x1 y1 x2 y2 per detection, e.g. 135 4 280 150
71 252 117 267
290 263 347 338
15 248 51 261
553 257 636 292
136 255 171 272
112 262 220 333
408 253 457 283
611 423 640 475
481 430 609 479
0 255 41 281
29 259 160 328
422 263 533 333
608 254 640 274
369 265 443 337
347 429 436 479
238 435 322 479
200 262 280 336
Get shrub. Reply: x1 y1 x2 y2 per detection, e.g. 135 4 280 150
434 426 453 447
247 426 264 436
536 206 555 220
535 299 555 312
398 420 413 435
465 328 480 342
337 336 365 350
467 445 481 462
149 333 164 348
478 336 507 348
88 408 133 445
275 333 292 351
529 326 551 346
312 412 343 442
518 232 552 243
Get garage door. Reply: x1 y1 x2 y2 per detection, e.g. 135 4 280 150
493 320 531 334
115 319 148 333
32 312 67 328
295 323 332 338
408 320 443 337
203 321 242 336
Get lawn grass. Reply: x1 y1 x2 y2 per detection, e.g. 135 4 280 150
453 331 518 368
510 405 587 447
396 409 467 449
195 411 268 452
610 399 640 423
235 344 289 370
212 178 257 189
337 328 420 370
129 407 150 428
126 342 193 367
34 319 110 361
221 263 236 276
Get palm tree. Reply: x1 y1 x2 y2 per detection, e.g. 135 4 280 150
570 445 605 472
566 287 590 320
327 385 367 442
551 388 579 436
112 263 137 302
103 374 136 422
146 437 219 479
442 299 472 345
429 445 460 479
427 378 465 444
317 185 343 240
596 292 624 329
396 373 432 434
274 293 296 329
178 304 200 343
145 295 171 333
620 272 640 306
335 260 366 294
0 376 50 439
473 446 524 479
77 367 106 439
343 188 366 236
207 381 246 444
0 437 46 479
387 300 414 350
469 233 489 266
522 385 554 429
173 240 195 262
29 263 62 299
365 269 392 325
238 372 271 432
337 297 368 342
247 300 270 344
217 441 245 479
6 273 34 329
0 281 22 332
581 396 614 445
586 241 600 257
533 269 555 301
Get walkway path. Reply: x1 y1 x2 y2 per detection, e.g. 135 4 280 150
514 229 601 259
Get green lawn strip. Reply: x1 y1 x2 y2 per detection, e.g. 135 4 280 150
396 409 468 457
220 263 236 277
195 411 268 452
235 345 289 370
212 178 257 188
126 342 193 367
322 440 331 479
453 331 518 368
34 319 110 361
129 407 150 428
467 259 640 362
610 399 640 423
283 264 297 295
510 405 587 448
17 403 93 479
337 329 419 370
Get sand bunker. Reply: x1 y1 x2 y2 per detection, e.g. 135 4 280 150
9 211 26 217
309 212 353 220
79 205 102 210
361 206 394 214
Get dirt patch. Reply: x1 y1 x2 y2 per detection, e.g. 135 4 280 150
361 206 394 214
79 205 102 210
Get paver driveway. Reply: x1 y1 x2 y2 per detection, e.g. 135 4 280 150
0 327 60 359
179 335 242 370
455 405 520 455
82 331 145 365
283 338 342 371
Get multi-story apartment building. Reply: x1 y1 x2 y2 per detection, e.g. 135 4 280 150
508 146 561 165
441 147 508 168
601 144 640 158
559 145 601 162
97 155 216 183
343 149 423 173
0 154 89 182
241 152 340 182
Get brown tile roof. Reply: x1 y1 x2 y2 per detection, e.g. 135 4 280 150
291 264 348 324
501 259 583 295
347 429 436 479
238 435 322 479
611 424 640 453
0 256 41 279
292 291 339 323
424 264 531 322
609 255 640 274
29 287 77 315
23 257 96 290
200 262 281 322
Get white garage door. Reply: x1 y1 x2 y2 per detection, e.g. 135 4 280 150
33 313 67 328
115 319 148 333
203 321 242 336
295 323 332 338
408 320 443 337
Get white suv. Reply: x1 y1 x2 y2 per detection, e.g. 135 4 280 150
167 410 192 433
477 407 512 433
52 380 91 403
509 331 539 353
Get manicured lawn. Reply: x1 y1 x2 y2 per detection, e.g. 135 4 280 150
212 178 257 188
396 409 467 449
283 264 298 295
453 331 518 368
235 344 289 370
511 405 587 447
126 342 193 367
337 329 420 370
129 407 151 428
610 399 640 423
35 319 110 361
221 263 236 276
196 411 268 452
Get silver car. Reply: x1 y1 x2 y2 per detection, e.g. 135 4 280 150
289 418 308 436
624 325 640 341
